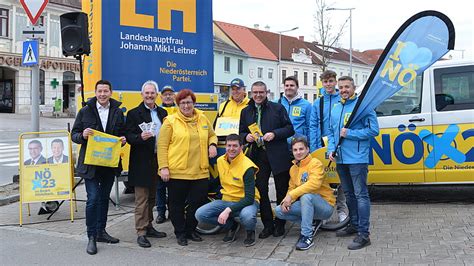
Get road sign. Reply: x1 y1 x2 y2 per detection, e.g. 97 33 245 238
22 25 45 39
22 40 39 66
20 0 49 25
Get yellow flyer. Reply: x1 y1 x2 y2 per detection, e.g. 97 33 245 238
84 130 121 167
248 123 263 139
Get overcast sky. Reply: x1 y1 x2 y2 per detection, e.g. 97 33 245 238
213 0 473 60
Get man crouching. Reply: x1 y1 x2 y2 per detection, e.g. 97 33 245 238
195 134 259 247
275 137 335 250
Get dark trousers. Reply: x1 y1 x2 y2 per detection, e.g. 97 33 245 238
255 148 290 229
167 178 208 237
84 168 115 237
155 177 167 215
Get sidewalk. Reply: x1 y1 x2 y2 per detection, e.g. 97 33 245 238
1 183 473 265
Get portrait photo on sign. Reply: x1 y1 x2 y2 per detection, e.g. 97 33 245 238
23 138 47 166
46 137 69 164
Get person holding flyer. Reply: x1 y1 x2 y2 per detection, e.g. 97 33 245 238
71 80 126 255
125 80 168 248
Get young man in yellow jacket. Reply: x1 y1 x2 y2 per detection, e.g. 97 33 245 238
195 134 260 247
275 137 335 250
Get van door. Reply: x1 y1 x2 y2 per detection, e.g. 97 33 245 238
430 64 474 183
369 74 431 183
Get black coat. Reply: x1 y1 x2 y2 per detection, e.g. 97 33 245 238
125 102 167 187
71 97 125 179
239 98 294 175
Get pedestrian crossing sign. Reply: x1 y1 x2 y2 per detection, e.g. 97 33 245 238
22 40 39 66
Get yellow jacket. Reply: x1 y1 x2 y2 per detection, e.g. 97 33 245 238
288 154 335 206
158 109 218 180
162 105 177 116
218 151 260 202
218 97 250 118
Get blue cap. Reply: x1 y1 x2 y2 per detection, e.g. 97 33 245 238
230 78 245 88
161 85 174 93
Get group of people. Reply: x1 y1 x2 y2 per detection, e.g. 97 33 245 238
71 71 379 255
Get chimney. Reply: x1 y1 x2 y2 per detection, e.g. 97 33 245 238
298 36 305 41
265 25 270 31
253 24 260 29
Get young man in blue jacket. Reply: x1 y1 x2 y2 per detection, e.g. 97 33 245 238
309 70 340 152
279 76 312 150
309 70 347 224
327 76 379 250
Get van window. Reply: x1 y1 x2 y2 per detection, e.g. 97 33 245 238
375 75 423 116
434 65 474 111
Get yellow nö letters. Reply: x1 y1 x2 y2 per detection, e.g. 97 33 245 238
380 41 417 86
120 0 197 33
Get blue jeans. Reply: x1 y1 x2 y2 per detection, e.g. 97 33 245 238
84 170 115 237
195 200 259 231
155 177 167 216
336 163 370 237
275 194 333 237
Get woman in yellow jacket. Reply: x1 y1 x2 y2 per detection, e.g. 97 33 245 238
275 137 335 251
158 89 218 246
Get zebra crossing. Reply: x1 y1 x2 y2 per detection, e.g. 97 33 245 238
0 142 19 167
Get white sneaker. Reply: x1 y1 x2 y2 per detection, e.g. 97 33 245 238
338 211 348 222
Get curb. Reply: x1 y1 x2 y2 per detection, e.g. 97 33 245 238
0 194 20 206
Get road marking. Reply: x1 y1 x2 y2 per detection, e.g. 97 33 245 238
0 152 18 159
3 162 19 167
0 157 19 163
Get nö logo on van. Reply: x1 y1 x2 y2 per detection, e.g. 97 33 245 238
370 124 474 168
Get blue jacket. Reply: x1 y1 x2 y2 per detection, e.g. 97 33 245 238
309 89 340 152
279 95 312 147
327 96 379 164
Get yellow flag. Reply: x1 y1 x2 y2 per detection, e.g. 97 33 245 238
84 130 121 167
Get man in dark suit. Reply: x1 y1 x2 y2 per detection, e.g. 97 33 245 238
125 80 168 248
47 139 69 164
71 80 126 255
24 140 46 165
239 81 294 239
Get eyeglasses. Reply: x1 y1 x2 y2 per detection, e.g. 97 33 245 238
179 101 194 106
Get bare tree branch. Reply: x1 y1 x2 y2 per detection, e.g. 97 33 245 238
313 0 348 71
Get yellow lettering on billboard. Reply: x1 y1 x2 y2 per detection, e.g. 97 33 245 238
158 0 196 33
389 41 406 61
120 0 154 29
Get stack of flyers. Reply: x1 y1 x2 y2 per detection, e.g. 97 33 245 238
139 122 157 134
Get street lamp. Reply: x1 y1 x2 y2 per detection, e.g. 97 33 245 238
326 7 355 77
277 27 298 93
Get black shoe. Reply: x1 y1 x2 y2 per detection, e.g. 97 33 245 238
155 214 166 224
336 224 358 237
273 225 285 237
223 222 241 243
146 227 167 238
137 235 151 248
258 227 274 239
97 230 120 244
86 236 97 255
186 231 203 242
244 230 256 247
177 236 188 246
348 235 371 250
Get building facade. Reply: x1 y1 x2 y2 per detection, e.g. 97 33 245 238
0 0 81 115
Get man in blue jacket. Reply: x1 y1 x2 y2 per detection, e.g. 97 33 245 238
279 76 312 150
327 76 379 250
309 70 340 152
309 70 347 224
